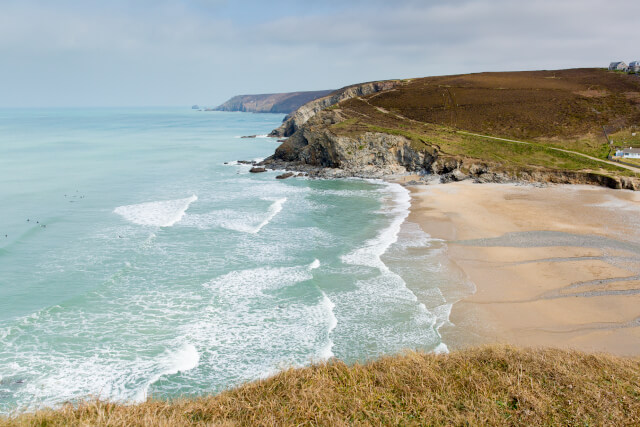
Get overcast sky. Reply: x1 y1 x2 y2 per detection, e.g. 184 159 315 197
1 0 638 107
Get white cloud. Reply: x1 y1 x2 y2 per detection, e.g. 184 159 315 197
0 0 637 106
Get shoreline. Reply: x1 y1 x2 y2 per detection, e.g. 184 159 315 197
406 181 640 356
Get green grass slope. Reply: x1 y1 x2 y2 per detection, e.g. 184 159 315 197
320 68 640 178
4 346 640 426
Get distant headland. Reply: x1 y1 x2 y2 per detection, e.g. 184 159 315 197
213 90 334 114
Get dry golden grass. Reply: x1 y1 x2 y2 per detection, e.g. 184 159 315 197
3 345 640 426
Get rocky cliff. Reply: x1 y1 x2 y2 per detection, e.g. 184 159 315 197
262 69 640 190
269 80 400 137
214 90 333 114
262 109 640 190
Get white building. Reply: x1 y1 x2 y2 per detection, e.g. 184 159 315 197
629 61 640 73
615 147 640 158
609 61 628 71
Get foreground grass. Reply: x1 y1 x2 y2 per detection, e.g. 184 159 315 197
4 346 640 426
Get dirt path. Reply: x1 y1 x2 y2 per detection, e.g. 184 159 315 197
456 131 640 173
356 96 640 173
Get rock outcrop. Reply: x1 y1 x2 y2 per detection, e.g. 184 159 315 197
261 70 640 190
261 110 640 190
269 81 400 137
265 111 431 177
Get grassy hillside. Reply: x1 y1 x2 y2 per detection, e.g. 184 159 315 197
320 68 640 177
4 346 640 426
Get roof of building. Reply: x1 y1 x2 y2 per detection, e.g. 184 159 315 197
618 147 640 154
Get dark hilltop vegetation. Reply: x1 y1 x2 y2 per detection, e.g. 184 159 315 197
265 68 640 189
4 346 640 426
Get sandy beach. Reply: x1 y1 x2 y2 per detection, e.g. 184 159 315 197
409 181 640 356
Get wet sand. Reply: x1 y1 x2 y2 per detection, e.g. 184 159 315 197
409 182 640 356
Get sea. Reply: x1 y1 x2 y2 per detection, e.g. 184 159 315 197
0 108 462 414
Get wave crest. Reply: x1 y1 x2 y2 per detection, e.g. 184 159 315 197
114 195 197 227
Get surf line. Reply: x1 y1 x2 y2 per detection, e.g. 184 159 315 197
306 259 338 361
114 195 198 227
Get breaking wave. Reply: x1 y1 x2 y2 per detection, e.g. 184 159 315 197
114 195 197 227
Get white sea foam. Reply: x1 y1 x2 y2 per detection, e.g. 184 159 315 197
220 197 286 234
433 342 449 354
254 198 286 233
393 221 443 250
203 264 314 296
114 195 197 227
315 292 337 360
322 293 338 334
192 264 338 381
341 182 411 272
589 196 640 212
336 181 453 355
309 259 321 270
134 343 200 402
317 340 335 361
181 197 286 233
432 303 453 330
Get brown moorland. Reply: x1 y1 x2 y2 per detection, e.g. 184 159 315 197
351 68 640 156
3 346 639 426
281 68 640 183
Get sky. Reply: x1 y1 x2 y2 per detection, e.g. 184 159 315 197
0 0 638 107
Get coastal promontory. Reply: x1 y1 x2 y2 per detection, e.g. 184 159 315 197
263 68 640 189
213 90 334 114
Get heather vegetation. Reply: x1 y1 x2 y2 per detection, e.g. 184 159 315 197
325 68 640 178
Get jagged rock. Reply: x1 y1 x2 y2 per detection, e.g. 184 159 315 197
241 135 257 139
237 160 255 164
249 167 266 173
270 81 400 137
432 158 462 175
276 172 295 179
261 97 640 191
469 164 489 175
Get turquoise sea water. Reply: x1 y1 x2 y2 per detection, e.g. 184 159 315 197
0 109 456 413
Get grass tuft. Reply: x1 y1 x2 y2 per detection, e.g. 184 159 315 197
3 345 640 426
